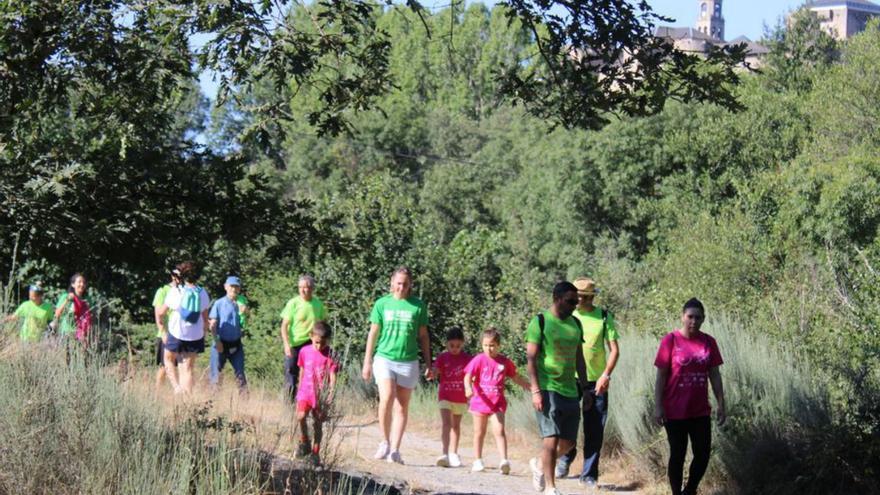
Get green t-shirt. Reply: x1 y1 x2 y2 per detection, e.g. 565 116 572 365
573 307 619 381
525 311 584 399
369 295 429 362
280 296 326 347
236 294 249 329
55 293 94 335
14 300 54 342
152 285 172 338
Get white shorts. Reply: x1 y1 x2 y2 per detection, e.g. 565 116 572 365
373 356 420 389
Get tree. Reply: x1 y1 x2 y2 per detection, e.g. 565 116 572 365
188 0 748 138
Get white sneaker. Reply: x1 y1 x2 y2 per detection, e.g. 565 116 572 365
471 458 486 472
387 451 404 464
436 454 450 467
543 488 562 495
373 441 390 460
530 457 546 492
448 452 462 467
500 459 511 475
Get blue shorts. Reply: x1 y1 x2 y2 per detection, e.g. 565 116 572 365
165 333 205 354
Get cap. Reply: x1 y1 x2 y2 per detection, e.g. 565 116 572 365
225 276 242 286
573 277 598 296
28 283 44 292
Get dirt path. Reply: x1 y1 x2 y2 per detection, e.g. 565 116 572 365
333 419 644 495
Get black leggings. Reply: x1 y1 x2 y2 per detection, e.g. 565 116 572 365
664 416 711 495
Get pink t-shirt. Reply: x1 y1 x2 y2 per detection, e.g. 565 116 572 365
464 353 517 414
296 344 339 408
653 330 723 420
435 351 472 404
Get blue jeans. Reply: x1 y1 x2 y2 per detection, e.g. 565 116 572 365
559 382 608 480
209 340 247 389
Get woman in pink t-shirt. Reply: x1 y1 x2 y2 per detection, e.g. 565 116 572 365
464 328 530 475
653 298 726 495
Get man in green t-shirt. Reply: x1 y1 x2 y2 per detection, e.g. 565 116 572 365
4 284 53 342
280 275 327 401
556 277 621 487
525 281 589 495
152 269 180 388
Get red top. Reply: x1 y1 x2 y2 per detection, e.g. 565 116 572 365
654 330 723 420
434 351 472 403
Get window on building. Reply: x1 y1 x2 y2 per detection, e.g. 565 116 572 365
701 2 707 18
714 2 721 16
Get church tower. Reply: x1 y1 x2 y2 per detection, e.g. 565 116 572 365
695 0 725 41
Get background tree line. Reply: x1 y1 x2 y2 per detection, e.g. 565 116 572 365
1 2 879 492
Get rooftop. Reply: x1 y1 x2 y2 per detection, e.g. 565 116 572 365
807 0 880 13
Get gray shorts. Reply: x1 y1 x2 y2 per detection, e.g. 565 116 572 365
535 390 580 441
373 356 420 389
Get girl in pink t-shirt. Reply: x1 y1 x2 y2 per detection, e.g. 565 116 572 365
295 322 339 461
653 298 725 495
432 327 472 468
464 328 530 474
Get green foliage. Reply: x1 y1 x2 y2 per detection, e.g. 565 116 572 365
762 8 838 93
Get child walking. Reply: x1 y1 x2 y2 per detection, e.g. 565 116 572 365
433 327 472 468
295 322 339 461
464 327 530 474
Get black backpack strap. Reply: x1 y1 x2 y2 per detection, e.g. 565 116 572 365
601 309 608 340
537 313 545 349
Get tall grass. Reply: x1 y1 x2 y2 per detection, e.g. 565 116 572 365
0 343 267 494
606 315 878 495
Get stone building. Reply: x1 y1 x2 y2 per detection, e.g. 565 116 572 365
655 0 769 68
807 0 880 39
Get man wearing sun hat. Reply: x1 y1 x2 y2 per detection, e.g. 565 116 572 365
208 275 248 392
556 277 620 488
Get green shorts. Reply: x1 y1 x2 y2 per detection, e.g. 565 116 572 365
439 400 468 415
534 390 580 441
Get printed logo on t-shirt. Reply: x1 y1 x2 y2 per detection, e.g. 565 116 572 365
383 309 414 324
673 344 711 389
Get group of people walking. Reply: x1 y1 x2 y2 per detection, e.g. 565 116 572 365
359 269 725 495
5 264 725 495
4 273 94 345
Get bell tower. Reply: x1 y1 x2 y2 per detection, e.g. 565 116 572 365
695 0 725 41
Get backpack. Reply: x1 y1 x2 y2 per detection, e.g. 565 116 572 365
178 286 203 324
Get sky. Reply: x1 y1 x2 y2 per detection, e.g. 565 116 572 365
648 0 804 40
